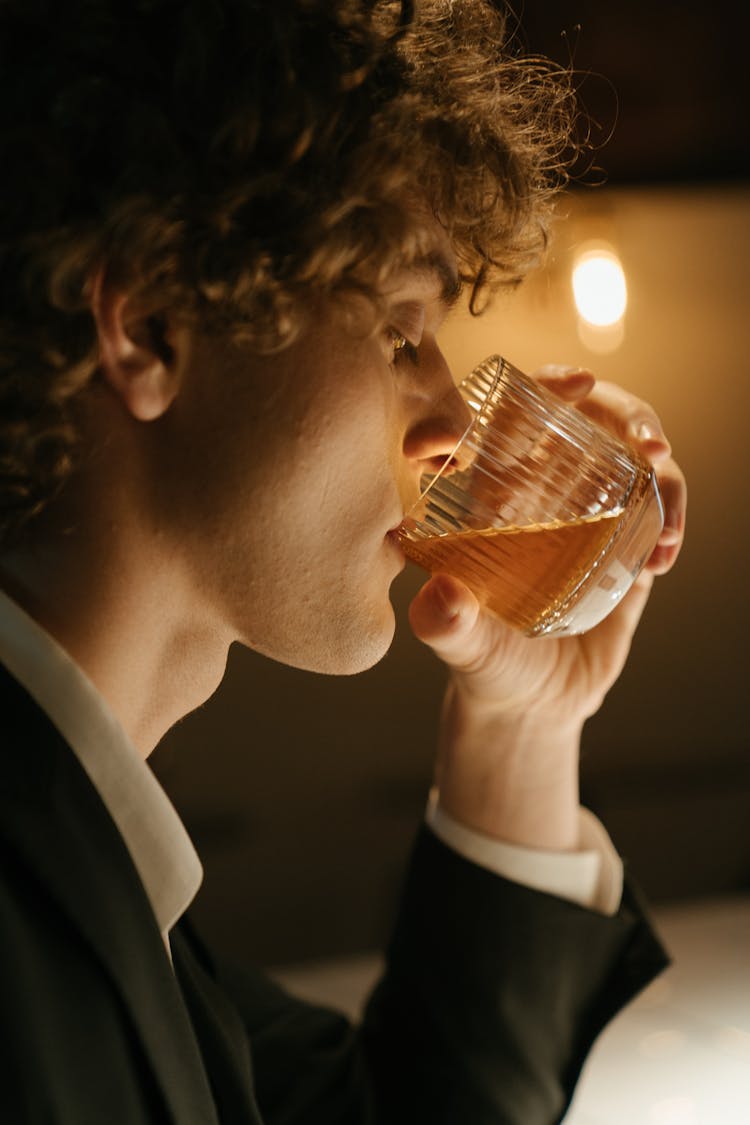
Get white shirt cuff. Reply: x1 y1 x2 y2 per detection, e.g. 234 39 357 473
425 790 623 916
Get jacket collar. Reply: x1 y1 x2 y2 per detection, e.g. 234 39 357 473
0 586 203 939
0 665 220 1124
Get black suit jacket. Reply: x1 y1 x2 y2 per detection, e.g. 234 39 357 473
0 665 668 1123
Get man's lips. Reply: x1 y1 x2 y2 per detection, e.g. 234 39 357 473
385 526 406 557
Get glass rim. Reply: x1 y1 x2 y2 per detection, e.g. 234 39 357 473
409 354 506 509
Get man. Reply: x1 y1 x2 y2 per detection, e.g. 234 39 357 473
0 1 686 1122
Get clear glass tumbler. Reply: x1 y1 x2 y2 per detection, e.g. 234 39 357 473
397 356 664 637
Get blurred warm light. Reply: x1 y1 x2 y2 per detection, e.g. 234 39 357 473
576 316 626 355
572 247 628 327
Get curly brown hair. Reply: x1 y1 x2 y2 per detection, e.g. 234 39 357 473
0 0 579 542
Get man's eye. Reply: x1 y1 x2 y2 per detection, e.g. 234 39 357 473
389 330 419 367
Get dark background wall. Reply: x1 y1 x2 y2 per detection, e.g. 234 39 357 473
519 0 748 186
151 4 750 968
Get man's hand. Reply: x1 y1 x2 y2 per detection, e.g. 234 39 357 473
408 366 687 851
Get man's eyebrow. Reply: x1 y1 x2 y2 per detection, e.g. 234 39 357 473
415 252 463 309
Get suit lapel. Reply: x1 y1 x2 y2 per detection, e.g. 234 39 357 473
0 668 220 1124
172 919 264 1125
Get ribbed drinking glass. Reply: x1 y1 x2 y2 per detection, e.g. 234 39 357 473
397 356 664 636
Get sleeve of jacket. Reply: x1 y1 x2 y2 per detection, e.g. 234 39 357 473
214 825 669 1125
360 826 669 1125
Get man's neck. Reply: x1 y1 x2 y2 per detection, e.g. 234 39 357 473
0 529 231 758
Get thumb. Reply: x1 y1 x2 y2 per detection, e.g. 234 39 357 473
408 573 492 671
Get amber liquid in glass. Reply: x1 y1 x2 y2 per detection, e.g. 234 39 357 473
399 508 624 633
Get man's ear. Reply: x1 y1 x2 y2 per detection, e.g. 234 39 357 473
90 272 182 422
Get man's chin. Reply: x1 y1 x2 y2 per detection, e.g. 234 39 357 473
316 603 397 677
241 601 397 676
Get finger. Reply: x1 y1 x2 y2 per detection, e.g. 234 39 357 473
607 568 655 638
646 456 687 574
408 573 496 673
646 542 681 575
534 369 673 464
549 379 685 570
533 364 596 402
571 381 673 464
587 569 655 682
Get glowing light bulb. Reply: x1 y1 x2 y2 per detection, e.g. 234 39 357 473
572 248 628 327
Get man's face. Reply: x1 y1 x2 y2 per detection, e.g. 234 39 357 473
155 252 468 675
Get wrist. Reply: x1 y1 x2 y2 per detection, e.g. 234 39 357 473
436 683 585 850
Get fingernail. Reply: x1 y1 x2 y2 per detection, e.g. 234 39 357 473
635 421 660 443
540 365 591 379
659 525 682 546
565 370 595 385
432 579 460 621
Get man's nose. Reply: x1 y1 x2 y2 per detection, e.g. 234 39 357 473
402 359 473 475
